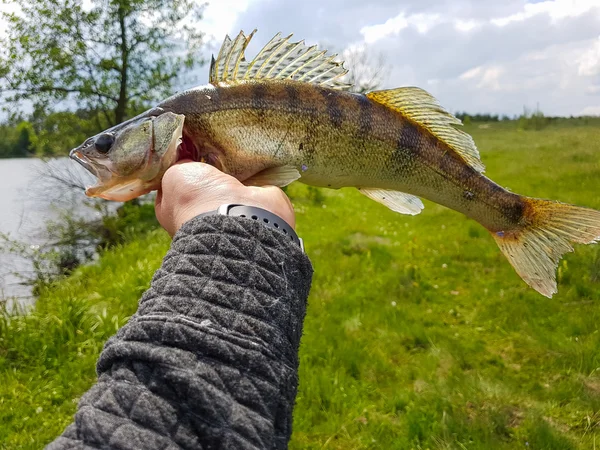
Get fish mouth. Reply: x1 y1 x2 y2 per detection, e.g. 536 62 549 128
69 148 113 183
69 148 96 174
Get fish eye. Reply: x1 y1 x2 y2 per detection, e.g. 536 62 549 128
95 134 114 154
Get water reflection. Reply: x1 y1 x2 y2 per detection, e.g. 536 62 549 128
0 158 99 306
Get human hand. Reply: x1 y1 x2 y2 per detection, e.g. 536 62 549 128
155 161 295 237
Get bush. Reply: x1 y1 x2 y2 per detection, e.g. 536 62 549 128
1 199 159 297
518 106 549 131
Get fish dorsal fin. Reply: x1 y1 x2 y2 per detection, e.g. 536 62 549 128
367 87 485 173
209 30 352 90
358 188 424 215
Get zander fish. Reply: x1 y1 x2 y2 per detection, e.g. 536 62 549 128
70 30 600 298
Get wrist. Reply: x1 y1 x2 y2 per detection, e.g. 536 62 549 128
197 204 303 251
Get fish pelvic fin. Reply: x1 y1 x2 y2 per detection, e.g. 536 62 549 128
492 198 600 298
358 188 424 215
367 87 485 173
209 30 352 90
243 165 301 187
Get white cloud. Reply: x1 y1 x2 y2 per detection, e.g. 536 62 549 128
477 67 504 91
460 66 482 80
492 0 599 27
202 0 252 41
586 84 600 94
454 19 479 32
360 12 441 43
578 37 600 76
579 105 600 115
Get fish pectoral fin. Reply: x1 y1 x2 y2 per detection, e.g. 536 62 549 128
367 87 485 173
209 30 351 90
243 165 301 187
358 188 424 215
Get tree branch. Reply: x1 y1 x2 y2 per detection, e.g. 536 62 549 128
7 86 119 103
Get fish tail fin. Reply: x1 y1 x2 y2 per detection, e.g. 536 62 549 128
491 198 600 298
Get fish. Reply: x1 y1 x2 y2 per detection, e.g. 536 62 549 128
70 30 600 298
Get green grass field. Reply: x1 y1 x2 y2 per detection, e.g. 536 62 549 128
1 119 600 449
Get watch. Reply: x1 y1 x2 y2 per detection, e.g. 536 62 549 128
198 204 304 252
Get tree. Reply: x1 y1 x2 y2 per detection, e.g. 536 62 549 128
0 121 35 158
15 121 34 155
341 45 387 94
0 0 206 130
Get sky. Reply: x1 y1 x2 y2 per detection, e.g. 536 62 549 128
2 0 600 117
199 0 600 117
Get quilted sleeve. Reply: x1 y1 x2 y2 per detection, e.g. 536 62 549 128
47 214 313 450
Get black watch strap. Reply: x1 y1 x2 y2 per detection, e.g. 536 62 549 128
198 204 304 252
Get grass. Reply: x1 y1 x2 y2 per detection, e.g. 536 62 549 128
1 119 600 449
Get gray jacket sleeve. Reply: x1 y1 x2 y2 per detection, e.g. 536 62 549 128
47 214 313 450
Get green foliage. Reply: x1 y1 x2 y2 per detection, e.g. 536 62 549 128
0 200 158 296
0 121 35 158
518 105 550 131
0 0 206 134
0 229 170 447
1 120 600 448
29 110 106 157
455 112 502 123
98 199 159 249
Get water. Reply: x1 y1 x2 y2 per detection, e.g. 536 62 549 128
0 158 97 306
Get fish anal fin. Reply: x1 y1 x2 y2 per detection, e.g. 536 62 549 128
359 188 424 215
209 30 352 90
492 198 600 298
243 165 301 187
367 87 485 173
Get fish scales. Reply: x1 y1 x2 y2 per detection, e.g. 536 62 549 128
69 30 600 297
162 80 523 231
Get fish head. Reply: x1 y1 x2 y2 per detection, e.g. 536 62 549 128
70 109 185 201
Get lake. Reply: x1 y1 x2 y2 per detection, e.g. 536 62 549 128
0 158 97 306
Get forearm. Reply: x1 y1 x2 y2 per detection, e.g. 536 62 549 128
48 215 313 449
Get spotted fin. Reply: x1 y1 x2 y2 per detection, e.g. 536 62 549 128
367 87 485 173
209 30 351 90
492 198 600 298
358 188 424 215
243 165 301 187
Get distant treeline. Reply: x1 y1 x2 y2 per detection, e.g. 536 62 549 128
455 108 600 131
455 113 510 122
454 110 549 123
0 110 113 159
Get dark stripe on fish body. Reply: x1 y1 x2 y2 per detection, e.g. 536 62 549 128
388 120 421 172
444 148 481 188
356 94 373 136
439 149 454 175
284 83 300 113
320 89 344 128
490 182 526 223
396 121 421 156
252 83 268 120
504 198 526 223
488 181 506 196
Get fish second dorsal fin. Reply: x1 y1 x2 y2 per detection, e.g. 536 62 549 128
367 87 485 173
209 30 352 90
